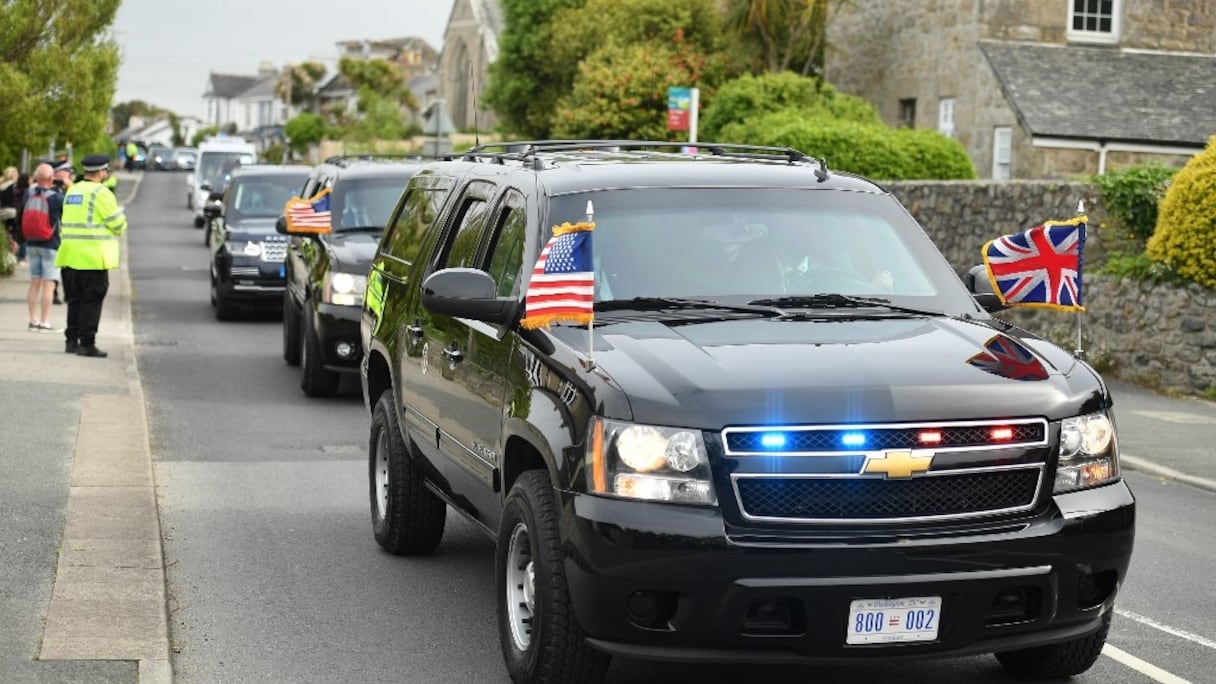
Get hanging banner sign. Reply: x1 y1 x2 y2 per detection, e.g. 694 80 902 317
667 86 692 132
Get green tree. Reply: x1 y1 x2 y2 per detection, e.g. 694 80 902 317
339 57 417 112
700 71 880 140
0 1 121 163
111 100 169 133
284 113 326 154
275 61 328 111
483 0 584 138
191 125 219 147
723 0 841 76
1147 135 1216 289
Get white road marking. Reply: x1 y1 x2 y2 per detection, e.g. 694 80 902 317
1103 644 1191 684
1130 410 1216 425
1117 608 1216 650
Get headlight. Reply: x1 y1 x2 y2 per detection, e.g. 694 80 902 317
1054 411 1118 493
323 271 367 307
586 418 717 505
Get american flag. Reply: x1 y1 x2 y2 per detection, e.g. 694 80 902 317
284 188 332 233
982 217 1085 311
967 334 1049 381
520 223 594 329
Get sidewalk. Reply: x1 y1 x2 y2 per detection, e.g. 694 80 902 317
0 171 172 683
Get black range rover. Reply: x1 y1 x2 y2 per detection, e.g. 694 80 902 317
278 156 423 396
359 141 1135 683
207 165 310 320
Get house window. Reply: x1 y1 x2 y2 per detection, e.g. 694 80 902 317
898 98 917 128
1068 0 1120 44
992 127 1012 180
938 98 955 137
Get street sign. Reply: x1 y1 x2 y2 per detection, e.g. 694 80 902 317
667 87 692 132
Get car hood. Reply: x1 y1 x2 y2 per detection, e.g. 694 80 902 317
324 231 380 273
579 316 1102 428
224 218 280 241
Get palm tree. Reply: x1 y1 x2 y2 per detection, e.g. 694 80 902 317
725 0 837 76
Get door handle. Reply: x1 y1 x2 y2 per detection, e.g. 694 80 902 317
405 323 424 339
441 345 463 365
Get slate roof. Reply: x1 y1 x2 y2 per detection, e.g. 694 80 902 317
980 41 1216 147
237 73 279 101
205 73 259 99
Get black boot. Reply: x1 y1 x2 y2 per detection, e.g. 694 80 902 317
76 345 108 358
65 339 80 354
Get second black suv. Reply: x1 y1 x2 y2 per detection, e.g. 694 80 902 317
207 165 310 320
360 141 1134 683
278 156 423 397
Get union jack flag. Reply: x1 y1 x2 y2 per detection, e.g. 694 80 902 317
284 188 332 233
967 334 1049 381
982 216 1085 311
520 222 595 330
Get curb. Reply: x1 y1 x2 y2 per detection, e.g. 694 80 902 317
1121 453 1216 494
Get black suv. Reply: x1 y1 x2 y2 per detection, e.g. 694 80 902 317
207 165 310 320
360 141 1135 683
278 156 424 397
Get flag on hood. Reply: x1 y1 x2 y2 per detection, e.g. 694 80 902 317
982 216 1085 311
521 221 595 329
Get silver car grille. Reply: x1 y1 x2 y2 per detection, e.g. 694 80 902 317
260 239 288 263
229 266 261 278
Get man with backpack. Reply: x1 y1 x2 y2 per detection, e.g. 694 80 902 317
22 163 62 331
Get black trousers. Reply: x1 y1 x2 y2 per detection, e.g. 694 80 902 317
62 268 109 346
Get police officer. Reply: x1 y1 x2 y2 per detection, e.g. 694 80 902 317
56 154 127 358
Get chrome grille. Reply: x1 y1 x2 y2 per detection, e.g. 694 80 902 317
260 240 288 263
229 266 261 278
733 467 1042 522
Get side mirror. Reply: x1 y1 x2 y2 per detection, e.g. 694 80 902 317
275 215 288 235
203 202 222 219
421 268 516 326
965 264 1007 313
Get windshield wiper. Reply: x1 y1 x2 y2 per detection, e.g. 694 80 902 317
335 226 384 233
596 297 783 317
748 293 943 317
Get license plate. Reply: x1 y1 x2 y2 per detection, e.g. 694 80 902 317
846 596 941 645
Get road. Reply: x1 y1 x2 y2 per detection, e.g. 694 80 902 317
120 171 1216 683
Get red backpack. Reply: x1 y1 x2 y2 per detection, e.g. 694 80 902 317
21 188 54 242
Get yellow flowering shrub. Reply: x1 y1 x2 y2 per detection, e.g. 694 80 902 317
1147 135 1216 289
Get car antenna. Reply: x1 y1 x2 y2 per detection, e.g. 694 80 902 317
471 63 481 149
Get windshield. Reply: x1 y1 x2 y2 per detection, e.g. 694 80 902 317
330 176 409 232
547 188 979 314
226 175 307 219
197 151 255 188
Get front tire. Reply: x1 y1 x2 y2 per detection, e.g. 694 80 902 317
300 307 339 397
369 390 446 555
193 215 204 228
497 470 609 684
282 290 301 365
995 612 1111 678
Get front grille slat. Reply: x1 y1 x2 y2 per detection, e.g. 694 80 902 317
733 469 1041 522
726 422 1045 453
260 240 287 263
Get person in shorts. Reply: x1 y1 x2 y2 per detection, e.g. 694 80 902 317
24 163 63 331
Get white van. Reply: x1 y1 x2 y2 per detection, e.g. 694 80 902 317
187 136 258 227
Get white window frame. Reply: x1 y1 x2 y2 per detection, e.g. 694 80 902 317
1067 0 1121 45
992 127 1013 180
938 98 955 137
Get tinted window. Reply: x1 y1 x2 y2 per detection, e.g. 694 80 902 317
331 176 412 231
441 198 489 270
197 152 256 188
486 199 526 298
383 188 442 265
227 175 308 219
548 188 977 312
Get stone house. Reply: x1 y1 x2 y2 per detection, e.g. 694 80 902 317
825 0 1216 179
438 0 502 131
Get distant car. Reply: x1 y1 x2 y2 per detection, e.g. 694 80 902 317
208 165 310 320
190 136 258 227
148 145 175 170
174 148 197 172
278 155 422 396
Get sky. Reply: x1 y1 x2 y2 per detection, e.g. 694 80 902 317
111 0 457 120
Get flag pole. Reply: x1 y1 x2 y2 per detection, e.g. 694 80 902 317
586 199 597 371
1074 200 1086 360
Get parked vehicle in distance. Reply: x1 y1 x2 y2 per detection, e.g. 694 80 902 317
188 136 257 226
174 147 197 172
278 155 424 397
207 165 310 320
148 145 175 171
359 141 1135 683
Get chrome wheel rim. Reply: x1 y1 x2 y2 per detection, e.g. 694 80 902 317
374 427 390 521
506 522 535 651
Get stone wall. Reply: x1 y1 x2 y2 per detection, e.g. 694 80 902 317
887 180 1216 394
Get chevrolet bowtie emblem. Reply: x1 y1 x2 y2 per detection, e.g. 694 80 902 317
862 450 934 478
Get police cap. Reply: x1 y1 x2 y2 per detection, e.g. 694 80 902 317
82 154 111 173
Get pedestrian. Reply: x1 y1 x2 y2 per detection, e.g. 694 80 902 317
22 163 63 331
56 154 127 358
0 166 21 261
124 141 139 172
50 163 76 305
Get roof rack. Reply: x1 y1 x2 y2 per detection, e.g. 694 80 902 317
445 140 830 179
322 153 426 167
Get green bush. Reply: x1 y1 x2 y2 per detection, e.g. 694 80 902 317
1097 251 1186 284
1091 163 1176 242
700 72 881 140
719 110 975 180
1146 135 1216 289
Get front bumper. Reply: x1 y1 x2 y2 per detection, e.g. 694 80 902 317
312 302 363 373
216 256 286 304
562 480 1134 663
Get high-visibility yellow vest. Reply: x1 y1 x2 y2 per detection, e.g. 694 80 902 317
56 180 128 270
